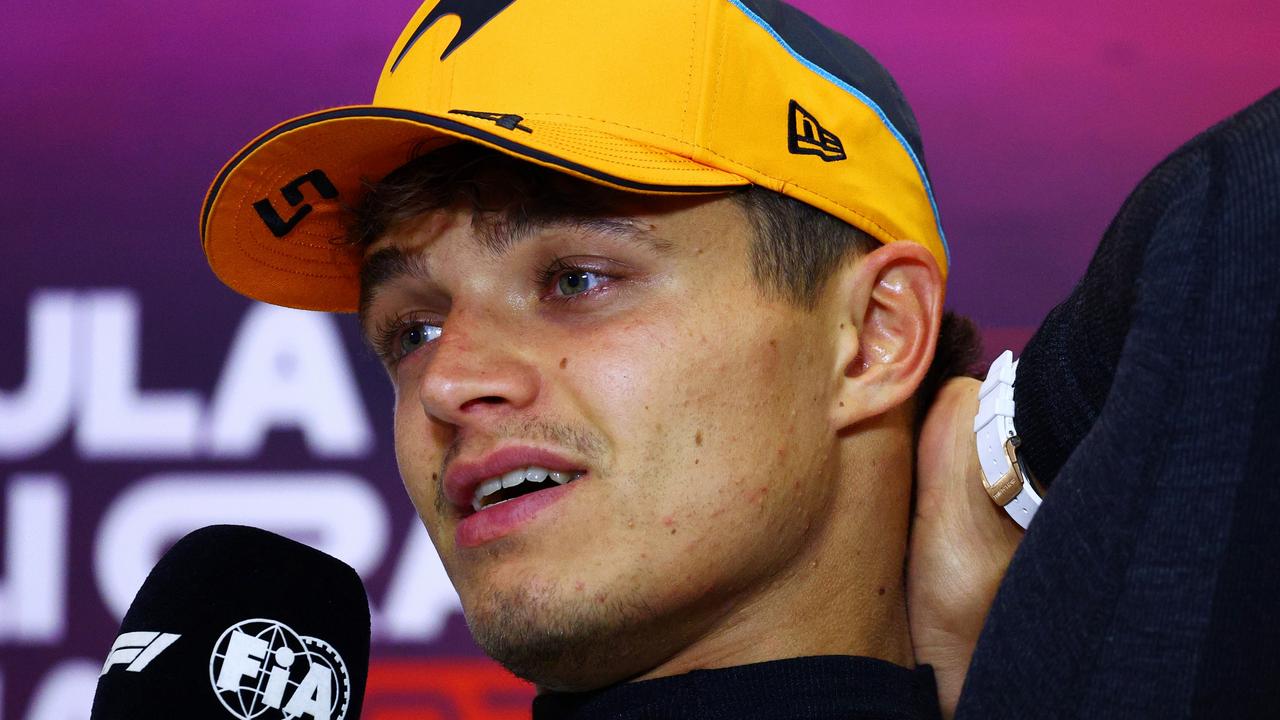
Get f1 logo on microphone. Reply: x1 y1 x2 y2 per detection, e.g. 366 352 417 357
100 631 182 676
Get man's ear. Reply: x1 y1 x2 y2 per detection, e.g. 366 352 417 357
829 241 944 430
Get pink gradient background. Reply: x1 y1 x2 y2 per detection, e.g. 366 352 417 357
4 1 1276 326
1 2 1277 718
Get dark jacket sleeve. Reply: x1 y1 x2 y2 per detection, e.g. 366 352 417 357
958 88 1280 718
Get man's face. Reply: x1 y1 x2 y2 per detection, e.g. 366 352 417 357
361 190 845 690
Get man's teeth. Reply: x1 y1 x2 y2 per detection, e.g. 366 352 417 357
470 466 580 512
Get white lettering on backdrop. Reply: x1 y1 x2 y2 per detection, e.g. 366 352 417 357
19 660 96 720
1 290 464 720
94 473 390 620
0 292 74 458
207 300 373 458
0 475 68 643
0 290 373 460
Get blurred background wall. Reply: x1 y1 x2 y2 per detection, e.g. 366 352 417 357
2 1 1277 718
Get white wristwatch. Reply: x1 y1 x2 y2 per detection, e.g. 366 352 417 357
973 350 1043 530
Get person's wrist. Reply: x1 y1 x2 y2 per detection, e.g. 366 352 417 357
974 350 1043 529
910 376 1022 718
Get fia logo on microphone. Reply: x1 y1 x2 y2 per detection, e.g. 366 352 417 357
209 618 351 720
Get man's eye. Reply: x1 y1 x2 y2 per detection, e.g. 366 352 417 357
555 270 605 297
398 322 442 356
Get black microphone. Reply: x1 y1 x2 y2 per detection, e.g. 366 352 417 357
90 524 370 720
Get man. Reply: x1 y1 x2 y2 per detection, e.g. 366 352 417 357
203 0 972 716
201 0 1280 717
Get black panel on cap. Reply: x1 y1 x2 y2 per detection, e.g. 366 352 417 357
733 0 929 172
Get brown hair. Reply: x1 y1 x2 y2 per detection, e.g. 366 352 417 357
347 142 982 430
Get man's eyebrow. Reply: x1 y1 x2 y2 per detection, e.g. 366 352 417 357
357 214 674 326
476 214 675 257
358 246 428 330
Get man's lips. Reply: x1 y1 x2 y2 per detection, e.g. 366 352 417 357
454 478 581 548
443 445 588 512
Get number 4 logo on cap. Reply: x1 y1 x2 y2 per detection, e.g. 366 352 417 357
252 170 339 238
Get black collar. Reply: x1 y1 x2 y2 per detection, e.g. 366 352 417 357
532 655 941 720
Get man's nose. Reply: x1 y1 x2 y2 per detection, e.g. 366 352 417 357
415 306 540 425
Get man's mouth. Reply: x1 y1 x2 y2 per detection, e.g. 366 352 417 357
470 466 585 512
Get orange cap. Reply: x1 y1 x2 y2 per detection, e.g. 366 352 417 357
202 0 948 312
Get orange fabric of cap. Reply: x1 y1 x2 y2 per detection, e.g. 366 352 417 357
202 0 947 312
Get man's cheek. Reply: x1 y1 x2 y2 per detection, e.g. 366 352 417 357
391 410 438 511
632 522 747 611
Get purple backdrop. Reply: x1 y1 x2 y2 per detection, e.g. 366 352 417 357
2 2 1278 718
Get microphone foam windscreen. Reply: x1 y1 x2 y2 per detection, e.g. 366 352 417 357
90 524 370 720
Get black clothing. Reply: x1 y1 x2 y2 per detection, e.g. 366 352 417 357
962 88 1280 717
533 655 941 720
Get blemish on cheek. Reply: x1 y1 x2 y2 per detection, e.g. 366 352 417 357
575 580 585 592
559 357 568 369
745 485 769 506
695 430 703 446
694 458 700 465
627 519 636 529
594 592 608 604
431 473 438 480
662 515 675 527
839 401 845 408
878 587 886 596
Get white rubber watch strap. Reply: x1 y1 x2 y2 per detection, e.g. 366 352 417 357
974 350 1042 530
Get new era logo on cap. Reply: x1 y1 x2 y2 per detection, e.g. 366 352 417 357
788 100 846 162
202 0 949 313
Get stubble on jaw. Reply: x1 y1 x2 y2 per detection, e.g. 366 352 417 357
420 417 673 689
465 577 666 692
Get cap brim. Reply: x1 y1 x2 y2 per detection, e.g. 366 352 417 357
201 106 748 313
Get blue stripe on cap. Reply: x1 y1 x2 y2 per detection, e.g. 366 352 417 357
726 0 950 263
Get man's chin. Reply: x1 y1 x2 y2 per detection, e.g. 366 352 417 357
462 584 663 692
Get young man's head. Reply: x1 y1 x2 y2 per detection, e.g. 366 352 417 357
200 0 973 694
349 143 974 690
